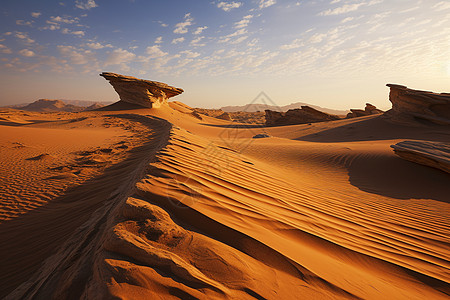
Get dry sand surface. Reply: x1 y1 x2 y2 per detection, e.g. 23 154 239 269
0 103 449 299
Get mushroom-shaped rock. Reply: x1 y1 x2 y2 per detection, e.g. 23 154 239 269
100 72 183 108
385 84 450 125
391 140 450 174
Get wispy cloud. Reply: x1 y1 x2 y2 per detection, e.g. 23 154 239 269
259 0 276 9
433 1 450 11
234 15 253 29
105 48 135 66
193 26 208 35
319 3 365 16
171 37 185 44
31 12 41 18
154 36 163 44
18 49 35 57
217 1 242 12
75 0 98 10
174 13 194 34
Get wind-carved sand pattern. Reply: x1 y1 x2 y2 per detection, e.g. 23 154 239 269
1 77 449 299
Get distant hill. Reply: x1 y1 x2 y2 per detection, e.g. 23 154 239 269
2 99 112 112
20 99 85 112
220 102 349 116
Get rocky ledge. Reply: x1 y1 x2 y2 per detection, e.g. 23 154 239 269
265 106 340 126
391 140 450 174
346 103 383 118
385 84 450 125
100 72 184 108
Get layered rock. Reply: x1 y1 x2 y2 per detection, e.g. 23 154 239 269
216 112 232 121
391 141 450 174
100 72 184 108
265 106 340 126
385 84 450 125
346 103 383 118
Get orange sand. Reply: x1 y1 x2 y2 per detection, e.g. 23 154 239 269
0 104 449 299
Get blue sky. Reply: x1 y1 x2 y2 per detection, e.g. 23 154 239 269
1 0 450 109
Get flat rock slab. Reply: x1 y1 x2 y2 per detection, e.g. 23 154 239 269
391 140 450 174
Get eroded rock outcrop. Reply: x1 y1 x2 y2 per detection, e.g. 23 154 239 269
346 103 383 118
391 140 450 174
385 84 450 125
265 106 340 126
100 72 183 108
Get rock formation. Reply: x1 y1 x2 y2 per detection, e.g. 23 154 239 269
216 112 232 121
100 72 184 108
385 84 450 125
265 106 340 126
391 141 450 174
346 103 383 118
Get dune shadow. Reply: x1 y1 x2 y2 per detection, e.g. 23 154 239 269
297 116 450 143
200 123 265 129
347 154 450 203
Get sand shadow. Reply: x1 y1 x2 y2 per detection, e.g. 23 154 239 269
346 154 450 203
297 116 450 143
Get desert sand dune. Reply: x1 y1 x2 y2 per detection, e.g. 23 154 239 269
0 103 449 299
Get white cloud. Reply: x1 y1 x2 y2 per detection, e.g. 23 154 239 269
71 30 85 36
19 49 35 57
229 35 248 44
105 48 135 65
218 28 247 43
319 3 365 16
31 12 41 18
193 26 208 35
234 15 253 29
341 17 354 23
16 20 33 26
259 0 276 9
280 38 303 50
0 44 12 54
48 16 78 24
75 0 98 10
217 1 242 11
191 36 206 47
181 50 201 58
174 13 194 34
154 36 163 44
15 32 35 44
61 28 85 36
85 42 112 49
433 1 450 11
172 37 185 44
330 0 341 3
58 45 94 64
146 45 168 58
309 33 326 43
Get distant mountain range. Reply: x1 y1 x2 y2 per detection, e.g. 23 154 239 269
2 99 113 112
220 102 349 116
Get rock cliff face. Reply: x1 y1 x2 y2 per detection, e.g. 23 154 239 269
386 84 450 125
265 106 340 126
391 141 450 174
346 103 383 118
100 72 184 108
